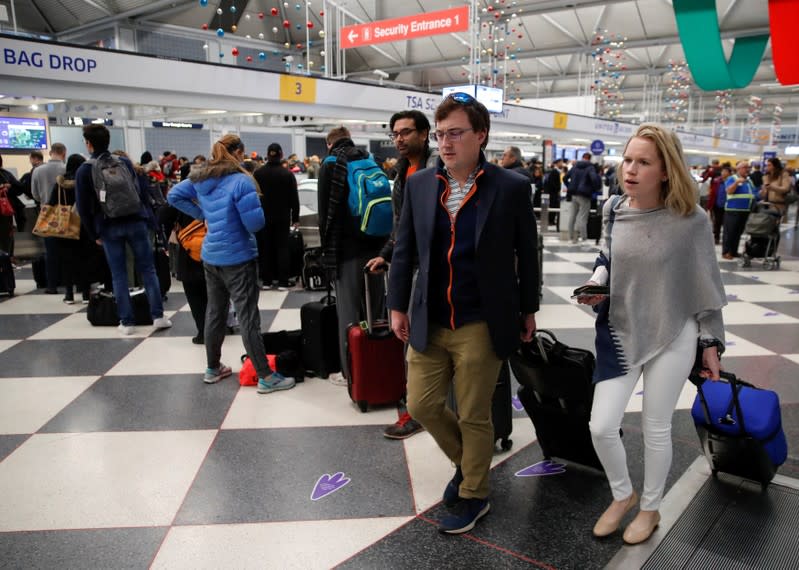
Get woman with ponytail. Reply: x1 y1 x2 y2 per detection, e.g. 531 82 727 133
168 134 295 393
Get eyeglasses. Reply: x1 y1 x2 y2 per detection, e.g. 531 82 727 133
430 128 473 143
387 128 417 141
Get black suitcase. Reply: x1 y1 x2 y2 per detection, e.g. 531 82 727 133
587 212 602 242
87 287 153 326
511 330 603 470
447 361 514 452
0 250 15 296
300 286 340 378
289 228 304 279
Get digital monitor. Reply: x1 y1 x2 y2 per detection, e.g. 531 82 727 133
0 117 48 151
441 84 504 114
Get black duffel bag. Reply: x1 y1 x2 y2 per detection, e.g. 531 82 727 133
87 287 153 326
510 329 604 470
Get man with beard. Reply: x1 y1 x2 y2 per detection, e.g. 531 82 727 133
366 110 437 440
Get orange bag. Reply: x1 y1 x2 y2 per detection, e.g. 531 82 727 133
176 219 206 262
239 354 277 386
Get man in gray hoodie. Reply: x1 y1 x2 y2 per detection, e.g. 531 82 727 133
564 152 601 243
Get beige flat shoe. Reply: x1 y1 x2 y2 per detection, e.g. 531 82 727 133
593 491 638 537
623 510 661 544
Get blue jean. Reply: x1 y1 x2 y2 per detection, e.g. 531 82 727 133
100 219 164 326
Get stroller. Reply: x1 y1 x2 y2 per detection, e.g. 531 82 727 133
740 203 781 270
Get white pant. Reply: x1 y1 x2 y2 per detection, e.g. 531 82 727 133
589 318 698 511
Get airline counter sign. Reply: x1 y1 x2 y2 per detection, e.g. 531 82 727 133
340 6 469 49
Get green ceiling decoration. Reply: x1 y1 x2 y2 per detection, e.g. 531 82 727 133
672 0 769 90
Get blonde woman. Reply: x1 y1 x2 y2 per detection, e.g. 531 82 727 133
168 134 294 394
576 124 726 544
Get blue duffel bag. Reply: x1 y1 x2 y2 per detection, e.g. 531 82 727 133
691 371 787 486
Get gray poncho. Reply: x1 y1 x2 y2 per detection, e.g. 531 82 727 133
599 196 727 373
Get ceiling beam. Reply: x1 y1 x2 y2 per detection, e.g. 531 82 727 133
29 0 56 34
348 26 771 77
56 0 196 40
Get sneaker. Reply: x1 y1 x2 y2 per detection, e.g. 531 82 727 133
383 412 425 440
257 372 296 394
438 497 491 534
277 279 296 291
117 323 135 336
44 288 58 294
152 317 172 330
204 363 232 384
191 335 204 345
63 297 75 305
327 372 348 386
442 466 464 507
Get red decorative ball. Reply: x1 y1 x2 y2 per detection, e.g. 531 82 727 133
201 23 208 30
271 7 278 16
319 10 324 16
283 20 290 28
232 48 239 56
487 5 494 11
258 12 265 19
307 22 313 28
296 43 302 49
246 56 253 62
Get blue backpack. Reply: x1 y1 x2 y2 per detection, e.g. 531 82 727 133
324 154 392 237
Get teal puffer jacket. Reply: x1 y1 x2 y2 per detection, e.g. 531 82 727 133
168 165 265 266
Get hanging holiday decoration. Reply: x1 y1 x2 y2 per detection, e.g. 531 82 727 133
747 95 763 143
713 90 733 138
590 31 627 119
772 104 783 144
662 60 691 124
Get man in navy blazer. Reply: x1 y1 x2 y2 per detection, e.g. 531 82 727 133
387 93 539 535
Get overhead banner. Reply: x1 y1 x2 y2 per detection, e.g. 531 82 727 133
340 6 469 49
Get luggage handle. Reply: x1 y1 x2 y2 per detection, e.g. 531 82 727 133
695 371 750 436
363 265 389 335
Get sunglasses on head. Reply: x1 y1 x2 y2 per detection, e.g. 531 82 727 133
447 92 477 105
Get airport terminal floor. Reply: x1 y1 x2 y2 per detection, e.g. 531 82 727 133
1 220 798 569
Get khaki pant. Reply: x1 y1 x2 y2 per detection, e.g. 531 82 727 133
406 321 503 499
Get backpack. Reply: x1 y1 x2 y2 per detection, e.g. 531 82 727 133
324 153 392 238
88 153 141 218
176 219 206 262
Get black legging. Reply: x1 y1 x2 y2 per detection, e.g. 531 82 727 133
723 211 749 256
183 278 207 337
259 220 291 284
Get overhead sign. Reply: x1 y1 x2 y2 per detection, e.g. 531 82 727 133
340 6 469 49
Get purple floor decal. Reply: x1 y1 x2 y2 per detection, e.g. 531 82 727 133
311 472 351 501
515 460 567 477
764 312 779 316
511 396 524 411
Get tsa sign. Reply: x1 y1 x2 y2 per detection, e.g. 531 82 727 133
590 140 605 155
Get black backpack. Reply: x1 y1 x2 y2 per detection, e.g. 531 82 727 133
88 153 141 218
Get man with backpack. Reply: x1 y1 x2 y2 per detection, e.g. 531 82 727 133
75 124 171 335
564 152 602 243
318 126 389 385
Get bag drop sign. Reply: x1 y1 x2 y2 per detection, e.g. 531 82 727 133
3 49 97 73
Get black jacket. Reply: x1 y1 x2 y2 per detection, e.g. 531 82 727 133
504 160 533 182
318 138 384 267
253 162 300 226
565 160 601 198
158 205 205 283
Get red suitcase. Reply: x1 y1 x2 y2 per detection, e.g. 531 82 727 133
346 268 406 412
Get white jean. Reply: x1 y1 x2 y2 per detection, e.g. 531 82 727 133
589 318 698 511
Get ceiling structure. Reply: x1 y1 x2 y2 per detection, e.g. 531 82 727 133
3 0 797 144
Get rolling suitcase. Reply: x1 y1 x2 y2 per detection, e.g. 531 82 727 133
300 282 340 378
346 268 406 413
0 250 15 296
511 329 603 470
587 211 602 243
690 371 787 487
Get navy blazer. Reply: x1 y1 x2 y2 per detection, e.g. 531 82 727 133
387 159 539 360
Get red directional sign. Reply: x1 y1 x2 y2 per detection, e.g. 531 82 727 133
340 6 470 49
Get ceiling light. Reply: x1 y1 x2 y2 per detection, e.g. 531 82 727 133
29 104 38 110
199 110 227 115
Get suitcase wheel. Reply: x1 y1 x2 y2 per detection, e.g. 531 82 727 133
711 469 718 478
500 438 513 451
357 401 368 413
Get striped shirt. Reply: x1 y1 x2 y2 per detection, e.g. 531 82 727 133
444 166 480 218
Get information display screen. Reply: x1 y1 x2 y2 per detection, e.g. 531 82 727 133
442 84 504 114
0 117 48 150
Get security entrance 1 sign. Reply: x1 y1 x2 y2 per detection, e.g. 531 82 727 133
340 6 469 49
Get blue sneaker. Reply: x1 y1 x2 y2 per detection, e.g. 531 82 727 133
257 372 296 394
204 363 232 384
438 497 490 535
442 466 463 507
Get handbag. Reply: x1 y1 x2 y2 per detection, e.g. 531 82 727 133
32 185 81 239
176 219 206 261
0 186 14 217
